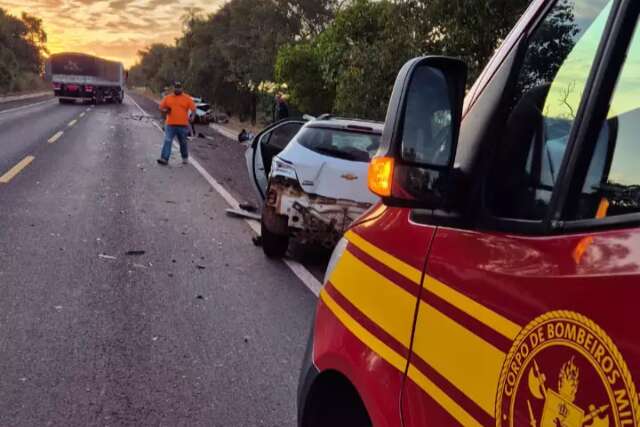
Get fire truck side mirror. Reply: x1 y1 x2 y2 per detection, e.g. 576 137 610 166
369 56 467 210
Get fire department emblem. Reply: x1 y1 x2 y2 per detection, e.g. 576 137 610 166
496 311 639 427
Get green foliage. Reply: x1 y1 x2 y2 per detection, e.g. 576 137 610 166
273 0 530 120
418 0 531 81
316 0 421 120
131 0 533 122
275 42 332 115
131 0 336 123
0 8 48 93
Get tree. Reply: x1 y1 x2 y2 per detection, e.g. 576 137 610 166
416 0 531 82
132 0 339 122
0 8 48 93
134 44 180 93
276 0 425 120
275 41 333 114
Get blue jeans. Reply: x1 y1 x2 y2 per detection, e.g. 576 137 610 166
161 125 189 161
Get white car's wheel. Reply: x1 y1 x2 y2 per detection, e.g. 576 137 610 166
261 208 289 258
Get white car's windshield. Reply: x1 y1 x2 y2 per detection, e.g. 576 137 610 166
296 127 380 162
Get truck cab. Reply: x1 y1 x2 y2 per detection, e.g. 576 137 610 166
298 0 640 426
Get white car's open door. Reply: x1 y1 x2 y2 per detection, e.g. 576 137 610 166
244 119 305 201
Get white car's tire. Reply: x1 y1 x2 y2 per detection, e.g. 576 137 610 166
261 208 289 258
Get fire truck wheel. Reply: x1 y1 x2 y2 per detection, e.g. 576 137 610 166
301 372 371 427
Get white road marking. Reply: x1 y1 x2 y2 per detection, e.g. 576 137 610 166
80 112 85 118
0 98 55 116
68 119 77 127
127 94 322 297
48 131 64 144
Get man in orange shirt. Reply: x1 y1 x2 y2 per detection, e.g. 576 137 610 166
157 82 196 165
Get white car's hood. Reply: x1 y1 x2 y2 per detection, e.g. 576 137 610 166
277 141 378 205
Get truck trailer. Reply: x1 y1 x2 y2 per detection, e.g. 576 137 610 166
45 53 125 104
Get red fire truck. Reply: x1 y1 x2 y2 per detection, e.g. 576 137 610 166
298 0 640 426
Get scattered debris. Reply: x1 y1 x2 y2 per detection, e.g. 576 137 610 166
54 305 63 311
196 295 204 300
98 253 117 260
125 250 146 256
226 208 260 221
238 129 254 142
243 336 250 343
166 200 177 204
152 336 159 341
168 273 174 278
172 259 176 263
132 263 148 269
239 202 257 212
196 265 206 270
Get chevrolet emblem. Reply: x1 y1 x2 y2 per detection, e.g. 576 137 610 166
340 174 358 181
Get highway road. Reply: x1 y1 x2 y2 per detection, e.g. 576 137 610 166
0 94 317 426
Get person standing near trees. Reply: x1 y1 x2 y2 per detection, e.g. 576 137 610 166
273 93 289 122
157 82 196 165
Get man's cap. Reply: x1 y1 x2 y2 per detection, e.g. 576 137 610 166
174 81 183 89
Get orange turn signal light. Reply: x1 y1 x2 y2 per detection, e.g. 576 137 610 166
368 157 394 197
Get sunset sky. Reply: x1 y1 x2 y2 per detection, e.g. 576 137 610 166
0 0 226 67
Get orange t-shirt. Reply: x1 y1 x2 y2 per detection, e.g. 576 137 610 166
159 93 196 126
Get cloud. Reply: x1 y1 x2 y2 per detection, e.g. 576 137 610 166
109 0 132 10
2 0 226 66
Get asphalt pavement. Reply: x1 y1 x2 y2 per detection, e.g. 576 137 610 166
0 94 317 426
127 92 331 281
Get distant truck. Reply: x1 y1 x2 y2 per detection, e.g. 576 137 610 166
45 53 125 104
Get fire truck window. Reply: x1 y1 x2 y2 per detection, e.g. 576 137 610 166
488 0 613 220
571 23 640 220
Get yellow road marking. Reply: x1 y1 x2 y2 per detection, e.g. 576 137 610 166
68 119 77 127
0 156 34 183
48 131 63 144
79 112 85 118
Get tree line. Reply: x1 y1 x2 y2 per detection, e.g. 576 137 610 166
0 8 48 94
129 0 532 123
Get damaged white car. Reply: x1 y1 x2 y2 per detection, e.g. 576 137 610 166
245 116 382 257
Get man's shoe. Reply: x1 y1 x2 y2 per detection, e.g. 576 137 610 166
182 158 189 165
157 158 169 165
